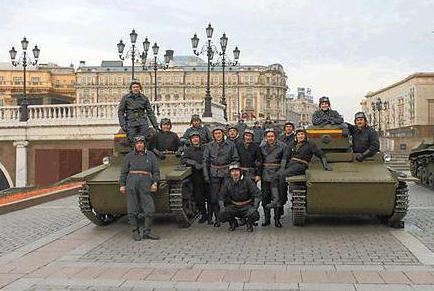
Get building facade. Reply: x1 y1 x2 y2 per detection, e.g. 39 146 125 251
0 63 76 106
361 73 434 151
75 57 288 122
286 87 318 126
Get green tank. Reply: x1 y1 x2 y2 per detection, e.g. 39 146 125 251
69 131 198 228
286 125 409 228
409 139 434 187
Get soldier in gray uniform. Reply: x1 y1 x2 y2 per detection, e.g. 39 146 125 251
259 128 288 228
119 136 160 241
203 126 239 227
227 124 242 145
347 112 380 161
218 163 261 232
312 96 344 126
118 80 159 144
182 114 213 145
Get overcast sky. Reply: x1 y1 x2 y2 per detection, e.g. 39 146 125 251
1 0 433 120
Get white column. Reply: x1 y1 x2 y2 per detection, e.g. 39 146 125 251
13 140 29 187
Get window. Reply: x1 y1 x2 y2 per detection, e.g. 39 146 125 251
0 76 5 85
13 77 23 85
117 76 123 85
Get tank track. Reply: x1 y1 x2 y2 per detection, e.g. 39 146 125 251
411 154 434 187
168 178 198 228
386 181 409 228
290 184 307 226
78 184 118 226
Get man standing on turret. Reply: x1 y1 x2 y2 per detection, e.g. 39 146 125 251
118 80 159 144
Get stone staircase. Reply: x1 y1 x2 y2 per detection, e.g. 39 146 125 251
385 151 410 172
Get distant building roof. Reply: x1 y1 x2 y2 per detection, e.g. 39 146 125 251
101 61 123 67
365 72 434 97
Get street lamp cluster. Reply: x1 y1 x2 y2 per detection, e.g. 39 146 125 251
371 97 389 136
9 37 40 122
191 23 240 119
117 29 173 103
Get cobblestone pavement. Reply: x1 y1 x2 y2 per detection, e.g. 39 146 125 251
0 196 84 256
0 182 433 290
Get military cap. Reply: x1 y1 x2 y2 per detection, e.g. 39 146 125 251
190 114 201 123
243 129 255 137
160 118 172 126
319 96 330 106
129 79 142 90
354 112 367 120
212 125 226 133
227 124 239 131
228 163 241 171
134 135 146 143
264 128 276 135
189 130 201 139
295 127 307 134
284 121 295 128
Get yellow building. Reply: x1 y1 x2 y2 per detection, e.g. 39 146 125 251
75 57 288 122
286 88 318 126
0 63 76 106
361 73 434 151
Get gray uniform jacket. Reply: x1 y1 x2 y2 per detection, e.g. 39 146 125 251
118 92 158 129
260 141 288 182
312 109 344 126
203 139 239 178
218 175 261 205
348 124 380 157
119 150 160 186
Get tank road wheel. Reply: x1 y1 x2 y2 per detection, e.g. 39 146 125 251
421 168 429 185
169 179 198 228
409 161 417 177
290 185 307 226
78 184 118 226
428 171 434 187
386 181 409 229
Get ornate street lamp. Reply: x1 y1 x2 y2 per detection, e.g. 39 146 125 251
142 42 173 102
191 24 239 119
371 97 389 136
117 29 149 80
9 37 40 122
210 33 240 121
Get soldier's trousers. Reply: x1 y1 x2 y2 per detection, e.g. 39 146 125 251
126 174 155 234
191 170 209 216
276 162 307 214
126 125 148 145
210 177 225 222
220 205 260 224
261 181 281 220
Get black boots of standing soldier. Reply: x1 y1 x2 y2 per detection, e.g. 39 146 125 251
131 214 160 241
262 208 282 228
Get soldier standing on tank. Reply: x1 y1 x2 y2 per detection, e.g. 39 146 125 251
181 131 210 224
218 163 261 232
148 118 180 155
182 114 213 145
347 112 380 162
312 96 344 126
119 136 160 241
118 80 159 145
259 128 288 228
203 126 239 227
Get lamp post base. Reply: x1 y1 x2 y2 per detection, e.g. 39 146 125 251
203 95 213 118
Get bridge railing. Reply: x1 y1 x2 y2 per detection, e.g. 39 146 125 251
0 100 226 125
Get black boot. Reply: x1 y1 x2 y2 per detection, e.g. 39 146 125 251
132 228 141 241
238 218 247 226
246 221 254 232
262 209 271 226
214 220 221 227
143 232 160 240
274 208 282 228
198 214 208 224
229 219 237 231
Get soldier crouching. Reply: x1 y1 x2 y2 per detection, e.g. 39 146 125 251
119 136 160 241
218 163 261 232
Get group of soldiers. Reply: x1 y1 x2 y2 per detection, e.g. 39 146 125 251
118 80 380 241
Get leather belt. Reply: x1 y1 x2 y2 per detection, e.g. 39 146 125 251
211 164 229 169
232 199 252 207
263 163 280 168
129 170 151 176
291 157 309 165
240 167 254 171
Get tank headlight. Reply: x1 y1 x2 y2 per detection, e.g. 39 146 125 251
383 153 392 162
102 156 111 165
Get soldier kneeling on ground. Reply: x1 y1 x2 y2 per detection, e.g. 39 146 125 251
218 163 261 232
119 136 160 241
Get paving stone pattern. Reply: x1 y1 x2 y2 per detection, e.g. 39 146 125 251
0 196 83 256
